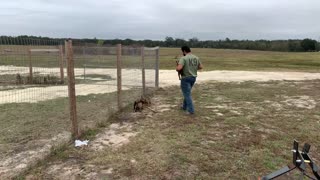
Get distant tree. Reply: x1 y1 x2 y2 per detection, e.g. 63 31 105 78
288 40 303 52
143 39 154 47
316 40 320 51
189 37 199 47
165 36 175 47
175 38 187 47
301 39 317 51
123 38 134 45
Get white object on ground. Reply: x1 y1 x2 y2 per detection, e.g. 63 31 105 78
75 140 89 147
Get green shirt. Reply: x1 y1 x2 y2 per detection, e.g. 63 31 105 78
178 54 201 78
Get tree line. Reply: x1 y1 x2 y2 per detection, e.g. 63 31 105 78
1 35 319 52
160 37 319 52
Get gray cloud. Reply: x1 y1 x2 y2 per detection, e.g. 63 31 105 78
0 0 319 40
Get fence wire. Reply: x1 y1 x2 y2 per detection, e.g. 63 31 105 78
144 47 158 94
72 43 118 130
0 37 66 104
71 42 159 132
0 38 159 168
0 37 70 163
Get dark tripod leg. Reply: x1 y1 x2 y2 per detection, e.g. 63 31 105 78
301 143 320 179
261 140 319 180
262 166 296 180
301 152 320 179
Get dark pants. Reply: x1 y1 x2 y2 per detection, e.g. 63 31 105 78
181 76 196 114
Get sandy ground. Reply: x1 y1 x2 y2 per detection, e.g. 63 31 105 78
1 66 320 104
160 70 320 86
0 66 155 104
0 66 320 104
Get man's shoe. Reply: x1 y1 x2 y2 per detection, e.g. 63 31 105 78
185 111 194 115
180 106 186 111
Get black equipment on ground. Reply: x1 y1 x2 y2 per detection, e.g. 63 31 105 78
262 140 320 180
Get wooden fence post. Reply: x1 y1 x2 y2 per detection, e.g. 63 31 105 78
117 44 122 110
66 40 79 138
65 41 68 71
59 45 64 83
141 46 146 96
28 49 33 83
155 47 159 88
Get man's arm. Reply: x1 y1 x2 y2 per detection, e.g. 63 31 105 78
198 63 203 70
176 58 184 71
176 64 183 71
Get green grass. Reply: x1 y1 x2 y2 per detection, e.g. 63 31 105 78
2 47 320 72
160 48 320 72
24 80 320 179
0 54 151 69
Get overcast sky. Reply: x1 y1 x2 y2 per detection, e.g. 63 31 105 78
1 0 320 40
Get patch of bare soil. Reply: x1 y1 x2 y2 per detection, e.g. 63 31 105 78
26 121 139 180
0 132 71 179
283 95 316 109
90 123 137 151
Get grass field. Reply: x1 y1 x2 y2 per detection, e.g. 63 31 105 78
0 53 155 69
160 48 320 72
1 47 320 72
22 80 320 179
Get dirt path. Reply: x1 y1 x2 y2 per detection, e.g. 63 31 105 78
0 66 154 104
160 70 320 86
1 65 320 104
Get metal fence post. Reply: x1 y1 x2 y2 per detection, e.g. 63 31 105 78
141 46 146 96
66 40 79 138
117 44 122 110
155 47 159 88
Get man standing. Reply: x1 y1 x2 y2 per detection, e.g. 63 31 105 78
176 46 203 115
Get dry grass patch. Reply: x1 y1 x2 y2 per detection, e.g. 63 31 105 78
22 80 320 179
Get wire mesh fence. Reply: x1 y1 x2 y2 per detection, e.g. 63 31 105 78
0 37 159 165
0 37 159 178
71 42 159 133
144 47 159 94
0 37 158 143
0 37 66 103
72 42 118 131
0 37 71 167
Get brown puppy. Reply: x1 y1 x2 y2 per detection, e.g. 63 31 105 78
134 96 151 112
